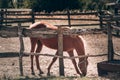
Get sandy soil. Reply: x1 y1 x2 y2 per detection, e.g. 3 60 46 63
0 33 120 79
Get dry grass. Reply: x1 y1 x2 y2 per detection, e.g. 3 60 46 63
0 33 120 80
1 14 120 79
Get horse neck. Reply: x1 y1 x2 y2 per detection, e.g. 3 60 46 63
74 36 85 56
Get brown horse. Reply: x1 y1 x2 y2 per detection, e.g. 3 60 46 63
29 21 88 76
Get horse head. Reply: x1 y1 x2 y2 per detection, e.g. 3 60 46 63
78 56 88 76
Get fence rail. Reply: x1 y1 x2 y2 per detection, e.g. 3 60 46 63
0 25 104 38
0 9 101 28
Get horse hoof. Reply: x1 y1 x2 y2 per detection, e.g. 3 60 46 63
38 71 44 76
39 71 44 74
80 74 86 78
31 72 35 75
47 73 50 76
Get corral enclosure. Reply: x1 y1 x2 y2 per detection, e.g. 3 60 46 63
0 9 100 28
0 9 120 79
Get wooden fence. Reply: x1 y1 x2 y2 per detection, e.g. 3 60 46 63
107 15 120 61
0 23 105 76
0 9 33 27
0 9 101 28
97 14 120 76
98 10 120 61
1 20 120 76
0 9 120 76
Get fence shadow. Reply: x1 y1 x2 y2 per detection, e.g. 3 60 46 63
0 52 29 58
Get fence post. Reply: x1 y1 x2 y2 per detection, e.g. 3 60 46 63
114 6 119 36
107 22 114 61
0 9 4 25
18 23 24 76
67 9 71 27
58 27 64 76
5 9 7 26
31 9 35 23
99 11 103 29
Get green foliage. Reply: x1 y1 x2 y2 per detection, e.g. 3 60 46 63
23 0 35 8
85 0 109 11
0 0 114 12
0 0 8 8
30 0 81 12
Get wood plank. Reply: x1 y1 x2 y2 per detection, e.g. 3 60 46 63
97 60 120 76
18 23 24 76
107 22 114 61
0 25 57 38
0 9 32 12
58 27 64 76
34 12 98 16
0 25 104 38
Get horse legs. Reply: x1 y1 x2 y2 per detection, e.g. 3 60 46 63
35 40 44 75
31 55 35 75
47 51 58 76
67 50 82 76
30 38 37 75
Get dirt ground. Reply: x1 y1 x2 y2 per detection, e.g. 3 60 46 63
0 33 120 79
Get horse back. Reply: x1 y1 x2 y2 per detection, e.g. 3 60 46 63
29 21 57 30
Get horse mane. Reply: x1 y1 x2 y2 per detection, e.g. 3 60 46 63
29 21 58 30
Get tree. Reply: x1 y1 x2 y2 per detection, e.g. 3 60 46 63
23 0 35 8
86 0 108 11
31 0 81 12
0 0 8 8
0 0 112 12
